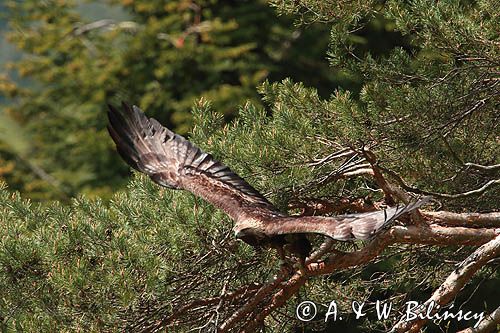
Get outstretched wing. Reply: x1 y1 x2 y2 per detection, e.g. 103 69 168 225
107 102 278 222
258 198 429 241
108 102 427 244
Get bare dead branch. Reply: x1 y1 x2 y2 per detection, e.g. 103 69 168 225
307 224 498 277
341 167 374 177
71 19 139 36
241 273 308 333
158 283 261 329
390 224 499 246
72 19 116 35
311 158 371 188
422 211 500 228
442 98 488 137
379 165 500 199
307 148 356 167
391 234 500 333
465 162 500 174
379 114 412 126
457 306 500 333
362 149 409 204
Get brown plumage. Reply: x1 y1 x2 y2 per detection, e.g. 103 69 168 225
107 102 428 260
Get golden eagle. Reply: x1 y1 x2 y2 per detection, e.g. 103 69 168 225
107 103 426 266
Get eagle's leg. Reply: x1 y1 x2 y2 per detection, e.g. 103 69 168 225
284 235 312 276
293 251 308 276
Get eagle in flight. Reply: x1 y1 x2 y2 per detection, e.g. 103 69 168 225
107 103 426 266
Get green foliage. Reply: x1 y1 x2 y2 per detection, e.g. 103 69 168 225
0 0 338 200
0 179 274 331
191 81 371 211
269 0 499 211
0 175 496 332
0 0 498 332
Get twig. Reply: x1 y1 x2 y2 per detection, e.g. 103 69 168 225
361 149 407 204
307 149 356 167
464 163 500 174
379 166 500 199
72 19 116 35
218 276 286 332
153 284 261 330
241 273 307 332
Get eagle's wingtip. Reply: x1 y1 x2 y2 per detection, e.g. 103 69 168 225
117 101 144 117
107 103 117 116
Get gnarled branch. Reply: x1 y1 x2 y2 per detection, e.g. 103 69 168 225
457 306 500 333
422 211 500 228
391 234 500 332
219 223 499 332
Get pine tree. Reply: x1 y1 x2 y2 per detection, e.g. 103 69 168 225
0 0 498 332
0 0 337 200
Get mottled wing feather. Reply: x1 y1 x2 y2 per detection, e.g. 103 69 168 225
107 103 276 218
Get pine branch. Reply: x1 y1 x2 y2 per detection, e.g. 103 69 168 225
240 273 307 333
464 163 500 175
362 149 409 205
215 219 499 332
150 284 261 330
457 306 500 333
422 211 500 228
390 235 500 333
307 224 498 277
218 275 287 332
379 166 500 199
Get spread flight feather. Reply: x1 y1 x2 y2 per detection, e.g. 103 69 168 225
107 103 428 249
